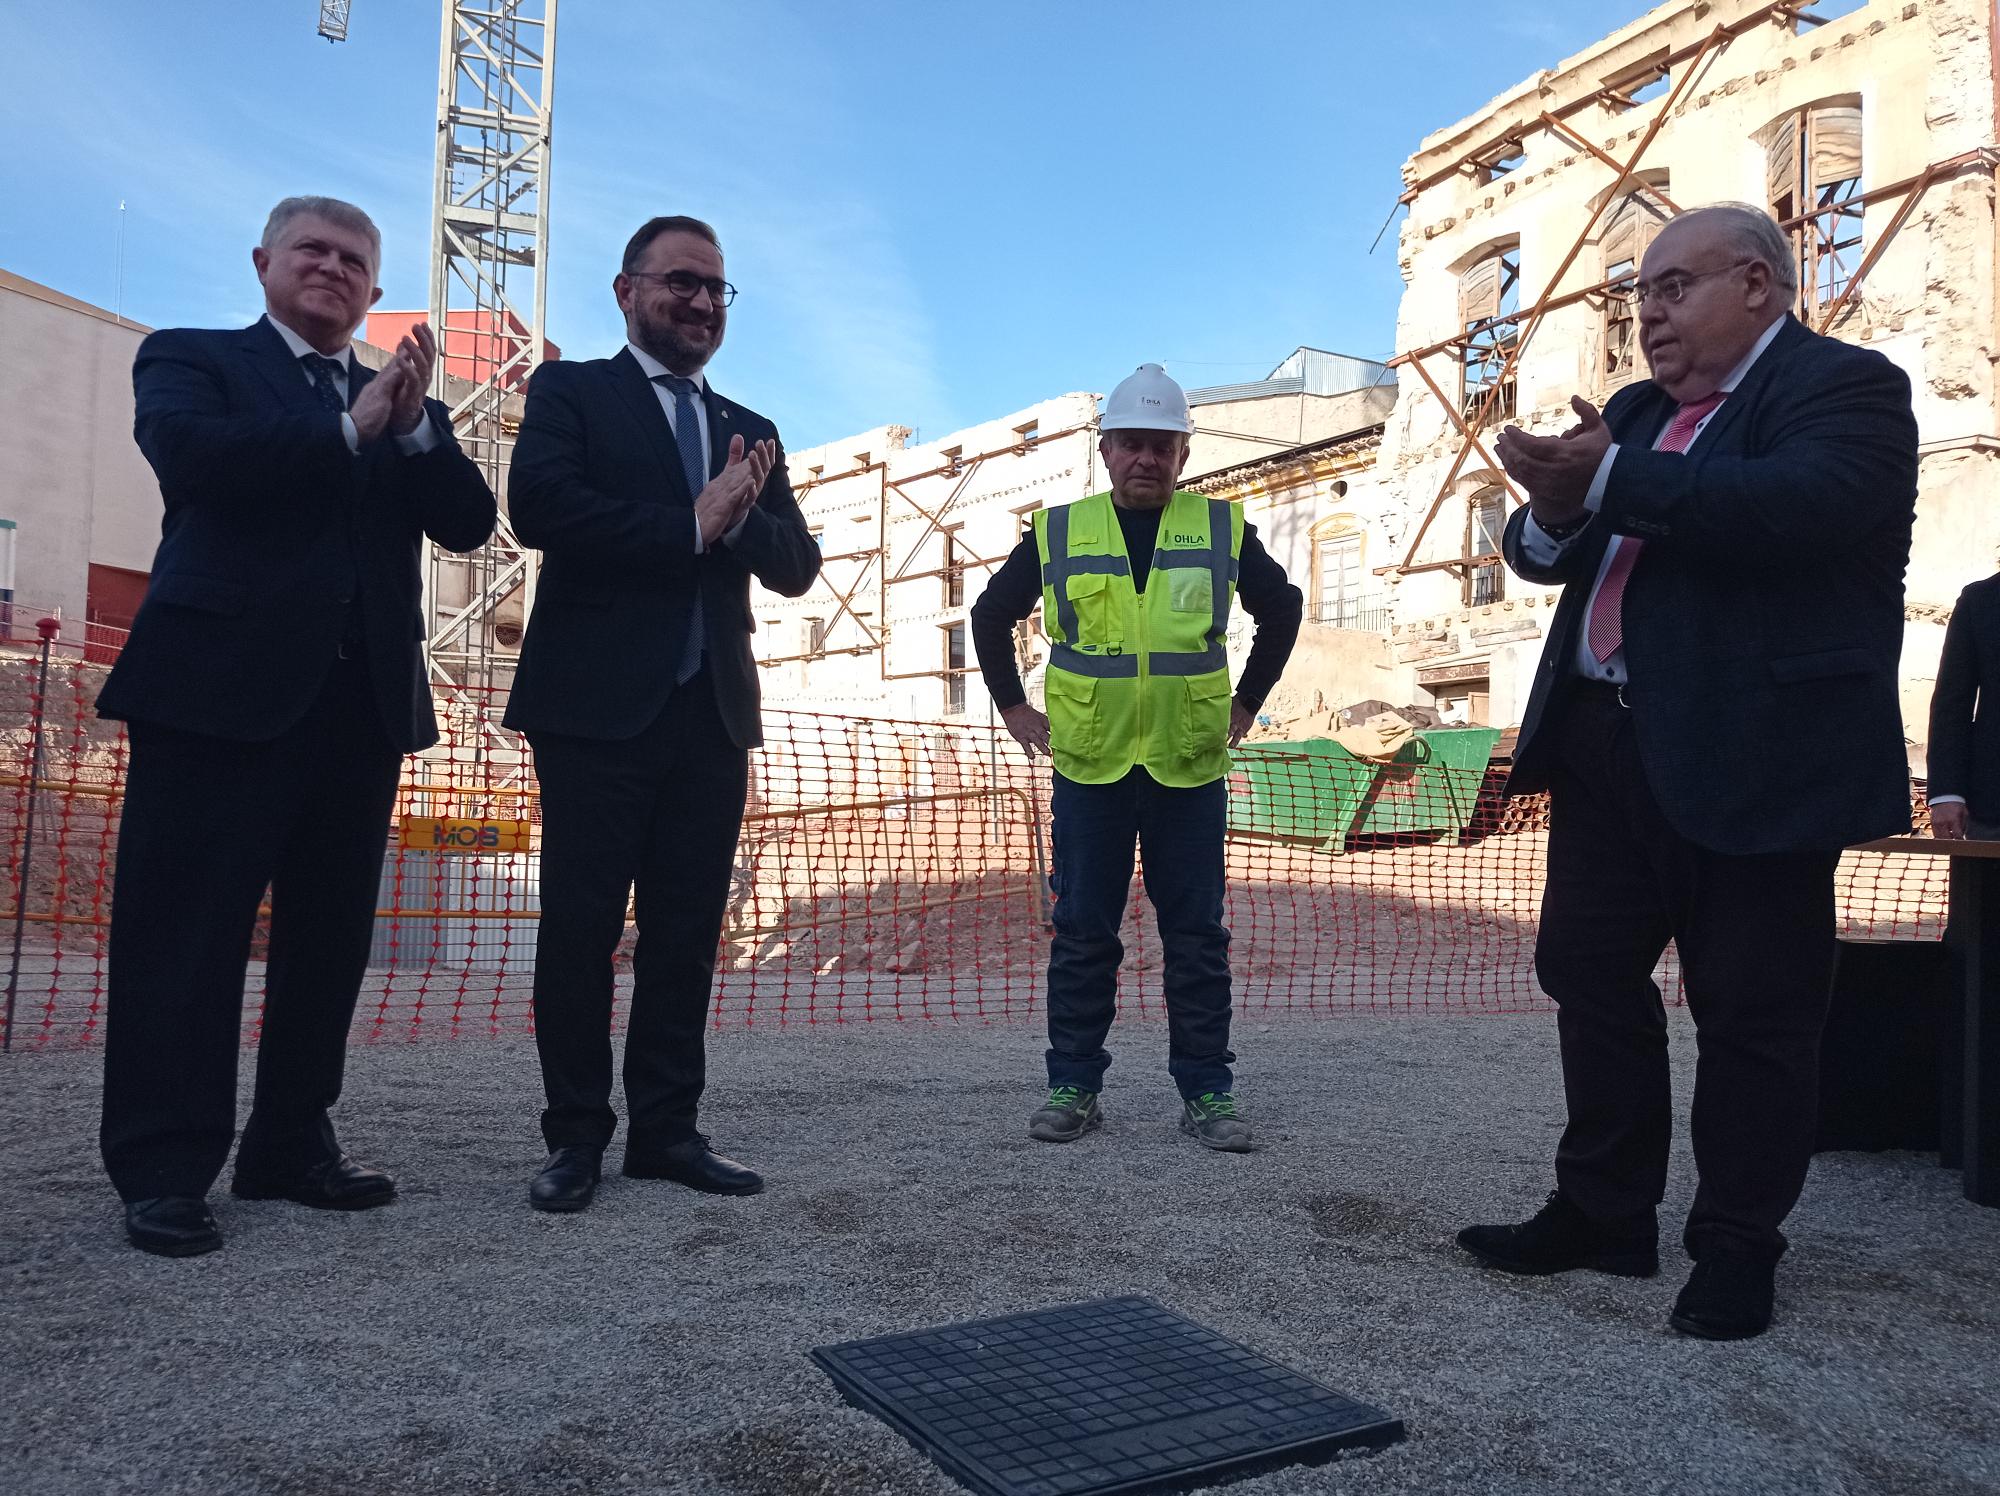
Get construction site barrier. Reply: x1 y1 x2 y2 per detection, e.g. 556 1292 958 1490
0 622 1950 1049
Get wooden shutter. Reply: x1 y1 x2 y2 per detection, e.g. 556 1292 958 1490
1460 256 1501 328
1765 111 1802 219
1808 105 1863 194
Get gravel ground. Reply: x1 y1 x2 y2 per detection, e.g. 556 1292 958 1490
3 1011 1997 1496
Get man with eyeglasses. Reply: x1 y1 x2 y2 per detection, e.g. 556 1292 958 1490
1457 203 1918 1340
97 196 496 1256
505 215 820 1213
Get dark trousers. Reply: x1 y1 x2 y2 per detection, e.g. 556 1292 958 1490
1045 768 1235 1099
99 655 402 1202
1537 685 1839 1261
528 670 748 1153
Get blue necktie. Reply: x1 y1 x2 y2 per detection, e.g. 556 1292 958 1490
302 353 347 412
654 373 707 684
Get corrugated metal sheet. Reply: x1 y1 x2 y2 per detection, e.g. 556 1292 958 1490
1186 349 1392 405
1187 377 1304 406
1269 347 1394 397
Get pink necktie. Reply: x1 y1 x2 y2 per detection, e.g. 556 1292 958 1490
1585 392 1727 663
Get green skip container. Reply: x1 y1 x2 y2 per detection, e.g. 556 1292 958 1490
1226 727 1501 851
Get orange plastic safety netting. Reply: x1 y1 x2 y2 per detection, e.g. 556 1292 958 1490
0 624 1951 1049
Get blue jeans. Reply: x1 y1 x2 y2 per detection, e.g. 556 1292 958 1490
1045 768 1235 1100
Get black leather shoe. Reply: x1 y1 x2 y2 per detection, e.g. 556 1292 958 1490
125 1197 222 1258
529 1146 602 1213
1669 1254 1776 1340
1456 1190 1658 1278
623 1136 763 1195
231 1154 396 1211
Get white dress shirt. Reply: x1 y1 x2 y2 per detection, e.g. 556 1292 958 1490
626 341 746 552
264 314 439 457
1519 315 1788 683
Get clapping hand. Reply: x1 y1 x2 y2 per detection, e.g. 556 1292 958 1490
387 322 437 436
695 434 776 545
346 323 434 446
347 358 406 444
1494 395 1611 525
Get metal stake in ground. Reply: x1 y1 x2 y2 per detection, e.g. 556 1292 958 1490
4 616 60 1052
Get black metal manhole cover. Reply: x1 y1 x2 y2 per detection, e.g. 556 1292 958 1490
810 1294 1404 1496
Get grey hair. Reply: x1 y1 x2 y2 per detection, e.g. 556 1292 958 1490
260 196 382 277
1676 202 1798 299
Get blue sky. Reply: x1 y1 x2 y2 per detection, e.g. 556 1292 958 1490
4 1 1631 450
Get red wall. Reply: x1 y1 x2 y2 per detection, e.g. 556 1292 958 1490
363 311 560 392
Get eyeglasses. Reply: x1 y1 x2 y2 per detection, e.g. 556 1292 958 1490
625 270 737 306
1620 260 1754 308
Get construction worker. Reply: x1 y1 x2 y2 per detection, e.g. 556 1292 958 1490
969 364 1302 1151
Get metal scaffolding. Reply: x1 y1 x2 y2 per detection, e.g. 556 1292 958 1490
424 0 558 692
1384 0 1998 581
766 423 1097 679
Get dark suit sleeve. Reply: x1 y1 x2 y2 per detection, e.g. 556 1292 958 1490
508 361 700 573
1502 504 1599 587
133 329 351 513
391 399 497 554
970 532 1041 711
1233 524 1302 713
1928 586 1981 800
1599 349 1918 564
721 437 820 597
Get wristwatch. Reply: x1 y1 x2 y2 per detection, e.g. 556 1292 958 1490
1537 512 1591 540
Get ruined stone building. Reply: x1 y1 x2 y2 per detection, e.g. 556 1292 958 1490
1373 0 1997 755
760 350 1394 724
760 0 1996 760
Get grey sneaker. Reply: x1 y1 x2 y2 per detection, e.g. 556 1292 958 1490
1180 1092 1254 1152
1028 1086 1102 1142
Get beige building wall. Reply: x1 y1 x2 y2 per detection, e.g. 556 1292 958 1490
1370 0 1999 755
1187 430 1417 737
0 272 158 625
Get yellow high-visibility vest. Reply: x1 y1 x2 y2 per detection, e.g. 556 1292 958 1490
1032 490 1244 787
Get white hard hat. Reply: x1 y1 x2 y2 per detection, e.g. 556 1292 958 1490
1099 362 1193 434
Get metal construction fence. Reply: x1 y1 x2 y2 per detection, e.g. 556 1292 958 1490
0 619 1950 1050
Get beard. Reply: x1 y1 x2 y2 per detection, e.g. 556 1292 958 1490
634 300 721 375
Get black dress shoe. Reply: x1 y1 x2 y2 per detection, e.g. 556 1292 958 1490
125 1197 222 1258
231 1154 396 1211
529 1146 602 1213
1669 1254 1777 1340
1456 1190 1658 1278
623 1136 763 1195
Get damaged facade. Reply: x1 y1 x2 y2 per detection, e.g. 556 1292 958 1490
1372 0 1999 756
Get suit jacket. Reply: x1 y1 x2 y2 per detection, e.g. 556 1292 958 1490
97 320 497 752
1927 573 2000 822
502 350 821 747
1502 314 1918 856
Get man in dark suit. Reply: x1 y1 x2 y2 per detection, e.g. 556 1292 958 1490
505 215 820 1213
98 196 497 1256
1927 563 2000 840
1455 204 1918 1338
